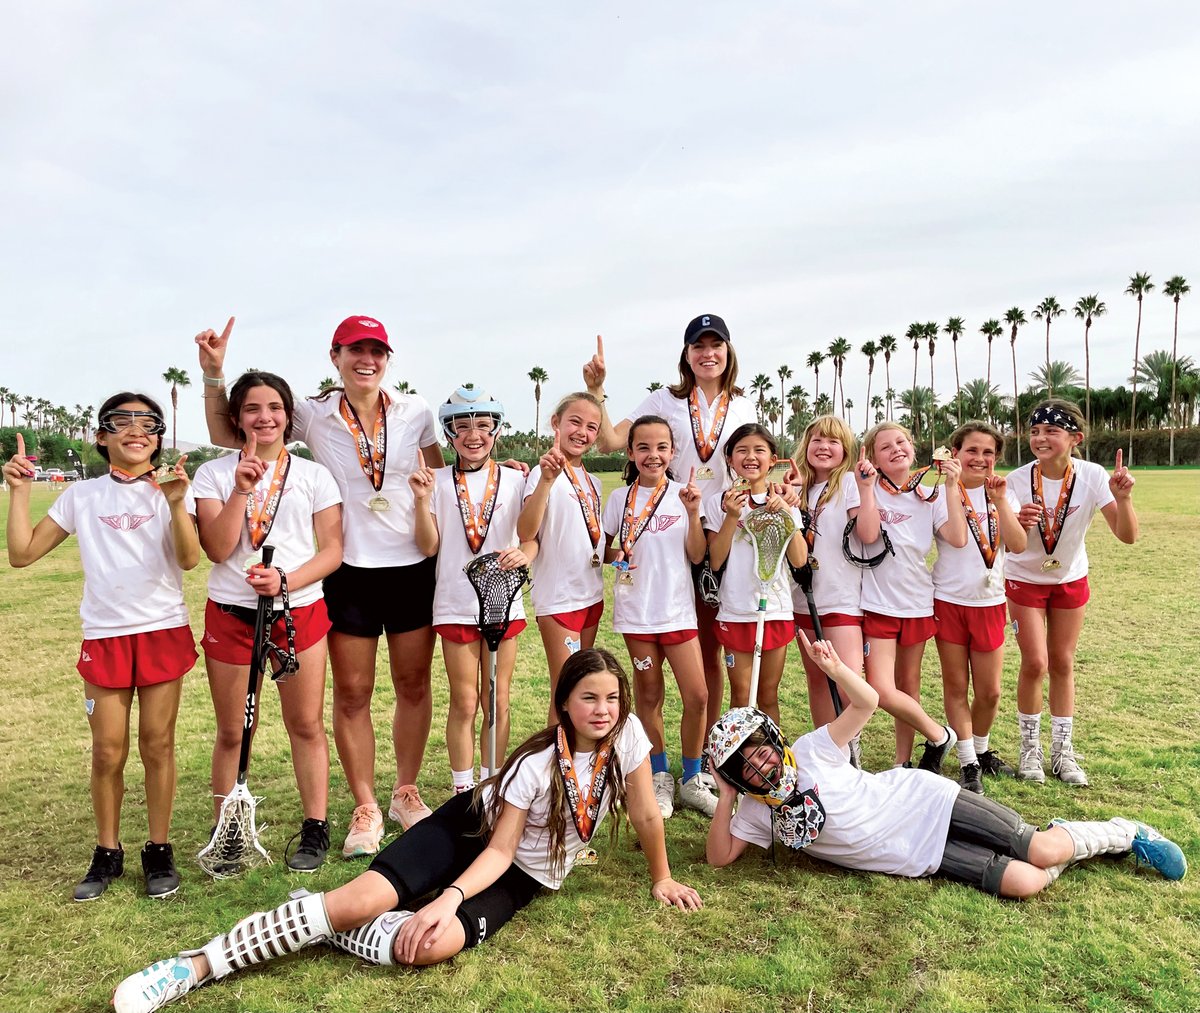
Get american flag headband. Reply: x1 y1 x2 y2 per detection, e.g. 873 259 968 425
1028 406 1080 433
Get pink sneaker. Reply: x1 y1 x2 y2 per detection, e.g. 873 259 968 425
388 784 433 830
341 803 384 858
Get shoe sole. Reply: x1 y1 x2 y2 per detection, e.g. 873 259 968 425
146 885 180 899
342 845 380 859
1017 771 1046 783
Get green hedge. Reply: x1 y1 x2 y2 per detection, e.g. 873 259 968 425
998 427 1200 467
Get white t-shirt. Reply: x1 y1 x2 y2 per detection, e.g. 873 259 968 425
48 476 195 640
523 465 605 616
729 725 959 877
859 486 950 618
486 715 652 889
193 453 342 610
601 480 698 635
932 484 1021 607
1005 460 1115 585
625 388 757 500
701 489 799 624
291 393 438 568
427 465 527 627
790 473 863 617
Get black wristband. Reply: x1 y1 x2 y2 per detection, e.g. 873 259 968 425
444 883 465 904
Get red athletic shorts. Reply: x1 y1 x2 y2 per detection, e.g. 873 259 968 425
1005 576 1090 611
716 619 794 654
436 619 527 645
862 611 938 647
203 598 331 665
77 625 197 690
622 629 698 647
542 601 604 633
934 599 1007 653
793 611 864 632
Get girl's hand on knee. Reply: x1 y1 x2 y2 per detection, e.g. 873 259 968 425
651 877 702 911
397 892 460 963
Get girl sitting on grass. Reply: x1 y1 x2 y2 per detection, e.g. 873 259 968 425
112 648 701 1013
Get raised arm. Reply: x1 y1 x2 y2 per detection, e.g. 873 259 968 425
1102 450 1138 544
583 334 633 454
800 631 879 747
4 435 69 566
196 317 241 449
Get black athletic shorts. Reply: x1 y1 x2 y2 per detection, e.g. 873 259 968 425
368 790 544 948
935 789 1037 895
323 557 436 638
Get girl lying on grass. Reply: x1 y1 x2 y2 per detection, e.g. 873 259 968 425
113 648 701 1013
705 633 1186 897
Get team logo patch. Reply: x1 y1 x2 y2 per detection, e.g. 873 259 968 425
633 656 652 671
99 513 155 531
80 649 93 663
358 318 379 327
645 514 680 533
876 508 912 525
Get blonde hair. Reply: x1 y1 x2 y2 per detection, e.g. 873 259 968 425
552 390 603 420
795 414 858 512
863 421 914 463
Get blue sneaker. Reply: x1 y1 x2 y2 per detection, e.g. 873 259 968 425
1126 820 1188 881
112 956 199 1013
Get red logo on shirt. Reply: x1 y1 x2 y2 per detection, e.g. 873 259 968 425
876 508 912 525
98 513 155 531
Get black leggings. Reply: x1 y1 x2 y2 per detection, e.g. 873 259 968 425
368 792 543 947
935 790 1037 895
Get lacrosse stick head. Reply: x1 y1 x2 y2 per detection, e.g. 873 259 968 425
743 507 796 582
464 551 528 651
196 782 271 879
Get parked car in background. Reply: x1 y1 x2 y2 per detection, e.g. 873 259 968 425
62 469 81 481
44 468 65 482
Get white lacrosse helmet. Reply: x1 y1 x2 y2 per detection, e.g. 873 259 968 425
439 385 505 440
707 706 798 804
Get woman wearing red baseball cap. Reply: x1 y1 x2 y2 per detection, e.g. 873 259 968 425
198 315 442 858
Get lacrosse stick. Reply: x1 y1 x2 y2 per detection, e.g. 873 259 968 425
197 544 276 878
743 507 796 708
794 562 843 718
465 552 529 777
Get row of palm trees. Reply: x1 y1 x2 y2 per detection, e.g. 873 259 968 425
746 272 1192 466
0 389 95 443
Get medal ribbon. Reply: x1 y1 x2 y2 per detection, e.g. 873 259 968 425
556 724 612 844
879 465 940 502
454 460 500 554
619 477 667 556
959 482 999 569
109 466 157 486
688 390 730 463
1031 461 1075 557
564 464 602 551
338 393 388 492
801 483 826 555
245 448 291 550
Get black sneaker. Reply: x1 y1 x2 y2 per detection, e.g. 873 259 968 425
979 749 1015 777
74 844 124 901
286 818 330 873
917 726 958 774
141 841 180 898
959 762 984 794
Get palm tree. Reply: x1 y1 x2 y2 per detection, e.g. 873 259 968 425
319 377 338 393
22 395 35 427
1161 277 1190 468
764 397 782 436
806 351 826 404
6 391 17 427
899 386 935 446
0 387 8 426
528 367 549 449
1031 297 1065 395
776 364 793 442
647 381 663 392
813 392 833 417
877 335 897 419
924 322 939 453
161 367 190 450
961 378 1003 424
1125 272 1154 464
1030 360 1083 393
750 373 773 425
860 340 880 431
828 337 852 418
943 317 965 422
905 322 923 415
1004 307 1027 464
870 394 884 425
1073 295 1107 454
979 319 1002 389
393 380 417 395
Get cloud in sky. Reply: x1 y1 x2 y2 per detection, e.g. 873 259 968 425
3 2 1197 440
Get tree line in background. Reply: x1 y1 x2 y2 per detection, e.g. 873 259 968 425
3 273 1195 475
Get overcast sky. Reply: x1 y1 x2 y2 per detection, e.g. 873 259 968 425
3 2 1197 442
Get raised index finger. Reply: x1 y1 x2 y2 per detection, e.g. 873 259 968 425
221 316 235 342
16 433 25 457
596 334 605 360
688 466 695 484
245 431 258 458
1114 448 1123 472
859 445 866 462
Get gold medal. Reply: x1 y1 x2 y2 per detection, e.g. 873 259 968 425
590 552 601 567
985 569 1003 592
619 570 634 586
809 557 820 571
155 464 178 484
1041 558 1062 572
696 466 714 480
367 494 391 512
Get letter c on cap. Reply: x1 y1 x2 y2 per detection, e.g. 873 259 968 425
701 316 711 326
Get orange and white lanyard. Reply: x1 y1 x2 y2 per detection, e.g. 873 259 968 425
556 724 611 844
338 393 389 492
245 448 291 549
564 464 602 551
620 477 667 556
454 461 500 554
688 390 730 463
959 483 999 570
1031 461 1076 556
879 465 940 502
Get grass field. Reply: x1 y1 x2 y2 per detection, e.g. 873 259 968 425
0 472 1197 1013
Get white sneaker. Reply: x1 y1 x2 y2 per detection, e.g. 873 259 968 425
1017 741 1046 783
113 956 200 1013
341 803 384 858
677 775 717 818
651 771 675 819
1051 739 1089 786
